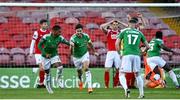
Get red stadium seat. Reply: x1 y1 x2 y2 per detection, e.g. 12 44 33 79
10 48 26 65
4 40 17 49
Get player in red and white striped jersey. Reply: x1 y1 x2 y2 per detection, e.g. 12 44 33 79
30 19 50 88
100 19 128 88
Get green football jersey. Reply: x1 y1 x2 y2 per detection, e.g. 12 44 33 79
38 34 70 58
117 28 146 56
70 33 91 58
147 38 164 57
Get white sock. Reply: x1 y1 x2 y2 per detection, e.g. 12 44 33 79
85 71 92 88
169 70 179 86
56 66 63 80
136 75 144 96
119 73 128 91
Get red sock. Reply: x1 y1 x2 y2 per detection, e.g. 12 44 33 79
104 71 110 88
39 70 45 85
113 70 119 87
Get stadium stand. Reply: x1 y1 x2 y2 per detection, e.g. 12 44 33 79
0 2 179 67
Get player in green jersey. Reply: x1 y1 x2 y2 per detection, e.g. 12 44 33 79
38 25 70 94
147 31 179 88
70 24 98 94
115 17 150 98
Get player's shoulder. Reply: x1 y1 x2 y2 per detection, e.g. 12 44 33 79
82 33 90 38
120 28 131 33
43 34 51 39
155 38 163 42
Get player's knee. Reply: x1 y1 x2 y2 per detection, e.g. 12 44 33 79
53 62 62 68
134 72 140 77
153 66 161 75
163 64 172 72
45 69 50 74
105 68 110 72
77 69 82 74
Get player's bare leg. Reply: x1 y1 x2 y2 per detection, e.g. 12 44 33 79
37 63 45 88
104 68 110 88
163 64 179 88
83 61 93 94
53 62 64 89
45 69 53 94
77 69 83 90
119 72 130 98
135 72 144 99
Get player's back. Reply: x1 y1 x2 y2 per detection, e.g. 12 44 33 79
147 38 163 57
119 28 146 56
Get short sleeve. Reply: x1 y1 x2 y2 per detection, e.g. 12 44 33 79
32 31 38 40
70 35 75 43
85 33 91 43
157 39 164 46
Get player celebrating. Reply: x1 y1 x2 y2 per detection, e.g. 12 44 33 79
147 31 180 88
100 19 127 88
38 25 70 94
115 17 150 98
29 19 49 88
70 24 98 94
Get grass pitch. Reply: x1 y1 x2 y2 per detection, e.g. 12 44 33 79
0 88 179 99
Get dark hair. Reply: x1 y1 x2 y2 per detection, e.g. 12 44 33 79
156 31 163 39
52 25 61 31
129 17 138 23
39 19 47 24
75 24 83 29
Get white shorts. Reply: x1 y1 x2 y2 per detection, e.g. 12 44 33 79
35 54 42 64
73 52 89 70
120 55 141 72
105 51 121 69
41 55 61 70
147 56 166 70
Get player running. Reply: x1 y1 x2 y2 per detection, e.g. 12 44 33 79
38 25 70 94
100 19 127 88
70 24 98 94
147 31 180 88
115 17 150 98
29 19 49 88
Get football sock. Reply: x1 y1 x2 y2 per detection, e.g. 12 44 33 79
39 70 45 85
85 70 92 88
104 71 110 88
119 73 128 91
169 70 179 86
136 75 144 96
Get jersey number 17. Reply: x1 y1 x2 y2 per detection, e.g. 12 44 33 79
127 34 138 45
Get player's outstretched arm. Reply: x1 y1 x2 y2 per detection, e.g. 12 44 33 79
88 42 99 56
69 41 74 55
143 41 150 53
160 44 176 54
61 37 70 46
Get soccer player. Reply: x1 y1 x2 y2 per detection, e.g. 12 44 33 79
70 24 98 94
29 19 49 88
38 25 70 94
115 17 150 98
147 31 180 88
100 19 127 88
127 12 148 30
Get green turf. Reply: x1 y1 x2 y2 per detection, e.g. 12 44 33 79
0 88 179 99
